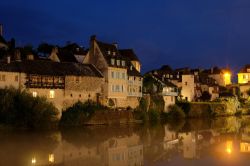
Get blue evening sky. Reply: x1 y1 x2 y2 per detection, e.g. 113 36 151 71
1 0 250 73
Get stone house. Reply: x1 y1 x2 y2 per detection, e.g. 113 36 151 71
0 60 104 114
83 36 143 108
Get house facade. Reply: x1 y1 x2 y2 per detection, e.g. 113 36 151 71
0 60 104 114
84 36 143 108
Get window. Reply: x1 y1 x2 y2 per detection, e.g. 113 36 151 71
116 72 120 79
107 50 111 55
171 96 174 102
139 86 142 92
117 60 120 66
113 52 116 56
111 59 115 65
32 91 37 97
185 82 188 86
70 94 73 97
15 75 18 82
122 73 125 79
49 90 55 99
122 61 125 66
115 85 120 92
0 75 6 81
111 71 115 78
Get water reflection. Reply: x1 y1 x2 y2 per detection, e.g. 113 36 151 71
1 116 250 165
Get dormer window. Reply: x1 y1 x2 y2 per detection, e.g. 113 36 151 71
107 50 111 55
122 61 125 66
130 66 133 70
111 59 115 65
117 60 120 66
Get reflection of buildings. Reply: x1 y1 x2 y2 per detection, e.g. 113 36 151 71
28 132 143 166
163 126 178 150
100 134 143 166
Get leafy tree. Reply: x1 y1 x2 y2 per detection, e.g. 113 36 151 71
200 91 212 101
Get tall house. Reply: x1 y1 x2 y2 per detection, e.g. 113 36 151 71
84 36 142 108
181 74 195 101
238 65 250 84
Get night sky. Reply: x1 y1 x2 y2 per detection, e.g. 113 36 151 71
1 0 250 74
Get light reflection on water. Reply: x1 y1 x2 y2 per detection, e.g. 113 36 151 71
1 116 250 166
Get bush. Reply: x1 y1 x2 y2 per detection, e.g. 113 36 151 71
60 101 107 126
167 105 185 120
0 87 59 129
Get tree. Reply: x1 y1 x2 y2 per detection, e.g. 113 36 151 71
37 43 54 56
200 91 212 101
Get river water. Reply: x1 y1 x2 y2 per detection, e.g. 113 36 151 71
1 116 250 166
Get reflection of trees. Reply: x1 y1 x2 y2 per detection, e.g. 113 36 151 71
0 131 60 166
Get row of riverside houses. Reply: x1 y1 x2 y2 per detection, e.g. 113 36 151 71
144 65 233 111
0 27 142 114
146 64 250 112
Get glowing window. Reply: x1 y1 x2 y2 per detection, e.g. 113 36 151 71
49 90 55 99
49 154 54 163
32 92 37 98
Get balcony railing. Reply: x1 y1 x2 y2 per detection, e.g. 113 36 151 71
161 91 178 96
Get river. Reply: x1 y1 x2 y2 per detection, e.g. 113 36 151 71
1 116 250 166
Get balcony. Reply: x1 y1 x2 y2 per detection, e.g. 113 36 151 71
161 87 178 96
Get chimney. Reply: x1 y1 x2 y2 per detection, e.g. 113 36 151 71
113 42 118 49
0 24 3 36
90 35 96 41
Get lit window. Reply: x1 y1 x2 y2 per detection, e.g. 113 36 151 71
107 50 111 55
31 157 36 165
49 90 55 99
117 60 120 66
49 154 54 163
111 59 115 65
113 52 116 56
32 92 37 98
122 61 125 66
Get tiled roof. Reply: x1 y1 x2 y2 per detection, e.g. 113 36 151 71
119 49 140 62
0 61 103 77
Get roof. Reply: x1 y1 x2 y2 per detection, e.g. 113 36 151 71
96 41 127 67
119 49 140 62
0 61 103 77
239 64 250 73
127 65 142 77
